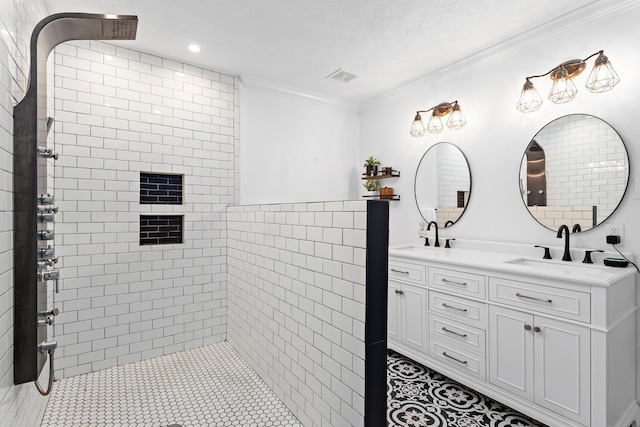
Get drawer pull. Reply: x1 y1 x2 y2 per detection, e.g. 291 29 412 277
442 303 467 312
395 289 404 295
534 326 541 333
442 351 467 365
442 327 467 338
441 278 467 286
524 324 532 331
516 292 552 303
391 268 410 275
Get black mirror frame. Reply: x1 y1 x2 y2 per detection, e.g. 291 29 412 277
414 142 473 227
519 113 630 233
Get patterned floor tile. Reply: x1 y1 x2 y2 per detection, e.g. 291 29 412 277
387 350 547 427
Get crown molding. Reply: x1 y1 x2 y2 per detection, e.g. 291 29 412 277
360 0 640 113
239 74 359 114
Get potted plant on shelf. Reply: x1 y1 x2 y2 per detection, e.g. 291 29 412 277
362 179 380 198
364 156 381 176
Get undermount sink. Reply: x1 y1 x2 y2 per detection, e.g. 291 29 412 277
504 258 609 276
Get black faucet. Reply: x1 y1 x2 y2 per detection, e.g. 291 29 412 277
557 224 571 261
427 221 440 247
572 224 582 233
444 220 454 228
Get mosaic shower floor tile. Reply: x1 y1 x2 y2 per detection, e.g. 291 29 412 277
41 342 302 427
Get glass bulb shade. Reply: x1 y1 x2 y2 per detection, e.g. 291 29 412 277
426 112 443 134
585 55 620 93
446 104 466 130
516 80 543 112
548 68 578 104
409 113 426 137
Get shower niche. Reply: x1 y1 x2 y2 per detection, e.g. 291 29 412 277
13 13 137 386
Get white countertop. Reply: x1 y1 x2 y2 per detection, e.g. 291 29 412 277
389 240 636 286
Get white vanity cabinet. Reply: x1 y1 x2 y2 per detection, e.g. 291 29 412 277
427 267 488 380
388 259 428 353
388 249 637 427
489 306 590 425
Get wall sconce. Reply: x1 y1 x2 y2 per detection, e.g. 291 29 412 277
517 50 619 113
409 101 466 137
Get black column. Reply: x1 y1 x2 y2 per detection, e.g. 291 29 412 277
364 200 389 426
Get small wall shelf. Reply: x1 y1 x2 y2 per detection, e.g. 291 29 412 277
361 169 400 201
361 170 400 180
363 194 401 201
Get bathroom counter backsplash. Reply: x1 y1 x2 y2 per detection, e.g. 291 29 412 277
389 239 635 286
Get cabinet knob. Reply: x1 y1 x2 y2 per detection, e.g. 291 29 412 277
395 289 404 295
524 324 532 331
534 326 541 333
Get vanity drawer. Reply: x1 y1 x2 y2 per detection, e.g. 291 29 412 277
488 277 590 323
429 291 487 328
429 313 486 355
429 267 486 299
430 338 486 381
389 259 426 286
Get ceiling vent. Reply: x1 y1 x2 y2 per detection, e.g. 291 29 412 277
326 68 358 83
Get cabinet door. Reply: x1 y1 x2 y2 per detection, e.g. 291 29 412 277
489 306 534 401
533 317 590 425
387 280 401 343
400 283 428 352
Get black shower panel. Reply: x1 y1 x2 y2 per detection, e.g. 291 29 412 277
13 12 137 385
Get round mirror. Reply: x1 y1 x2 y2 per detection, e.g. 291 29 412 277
519 114 629 232
414 142 472 227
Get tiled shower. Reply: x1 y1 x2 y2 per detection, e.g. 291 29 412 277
0 6 380 424
52 40 236 378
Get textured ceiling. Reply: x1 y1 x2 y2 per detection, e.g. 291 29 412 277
45 0 601 102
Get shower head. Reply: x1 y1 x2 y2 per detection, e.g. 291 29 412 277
36 13 138 55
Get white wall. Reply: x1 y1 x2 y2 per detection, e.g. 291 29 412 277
0 1 54 426
51 41 235 378
359 0 640 398
239 77 360 204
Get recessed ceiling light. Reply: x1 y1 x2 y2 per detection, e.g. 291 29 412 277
188 44 200 53
326 68 358 83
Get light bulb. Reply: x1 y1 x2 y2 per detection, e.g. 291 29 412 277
409 113 426 137
548 66 578 104
517 79 543 112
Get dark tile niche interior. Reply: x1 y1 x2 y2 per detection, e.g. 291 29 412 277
139 173 184 245
139 215 183 245
140 173 183 205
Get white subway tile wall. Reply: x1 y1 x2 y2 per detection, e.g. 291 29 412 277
0 0 52 425
436 207 465 226
227 201 368 427
52 40 236 379
437 143 470 209
526 205 594 230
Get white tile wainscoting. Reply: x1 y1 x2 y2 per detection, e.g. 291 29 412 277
226 201 372 426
